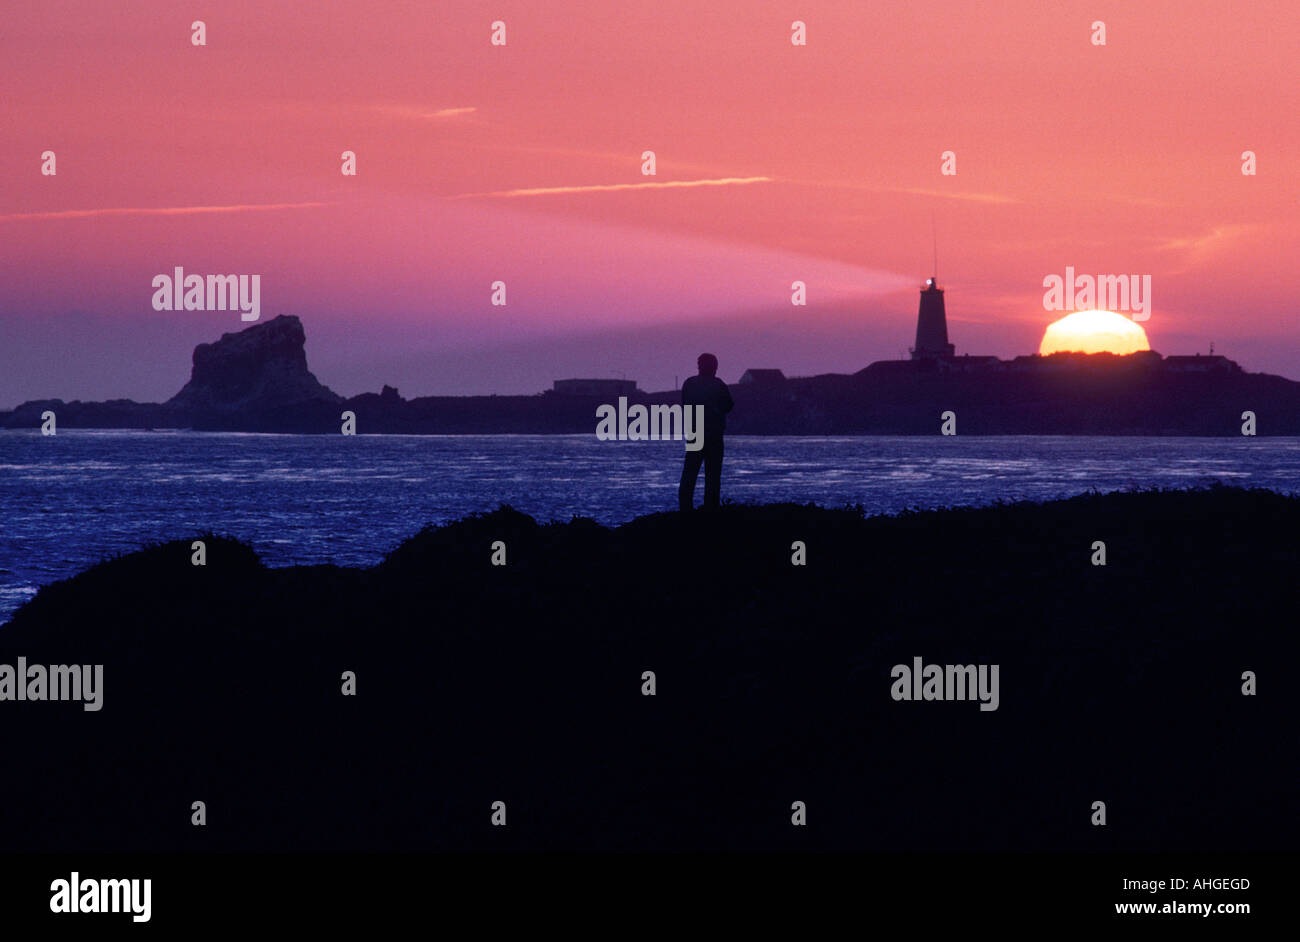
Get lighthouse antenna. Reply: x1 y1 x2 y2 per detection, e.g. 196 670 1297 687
931 212 938 282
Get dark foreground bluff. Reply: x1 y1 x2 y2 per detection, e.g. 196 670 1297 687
1 486 1295 851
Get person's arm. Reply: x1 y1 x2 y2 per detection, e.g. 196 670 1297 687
720 381 734 414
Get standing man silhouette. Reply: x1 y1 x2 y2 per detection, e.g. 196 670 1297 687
678 353 733 512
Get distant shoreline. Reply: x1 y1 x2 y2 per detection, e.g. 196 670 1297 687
6 427 1300 439
5 315 1300 434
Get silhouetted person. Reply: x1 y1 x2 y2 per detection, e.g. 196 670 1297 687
678 353 733 512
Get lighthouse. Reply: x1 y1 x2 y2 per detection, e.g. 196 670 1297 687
911 277 955 360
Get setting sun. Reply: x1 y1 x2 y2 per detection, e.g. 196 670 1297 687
1039 310 1151 356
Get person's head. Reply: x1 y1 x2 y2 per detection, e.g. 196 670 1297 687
697 353 718 377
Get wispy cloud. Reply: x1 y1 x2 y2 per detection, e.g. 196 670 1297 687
376 105 477 121
451 139 729 176
790 178 1020 205
1153 224 1256 255
888 186 1020 204
449 177 772 199
1149 224 1259 274
0 202 337 222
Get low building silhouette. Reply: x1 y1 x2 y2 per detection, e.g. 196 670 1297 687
1164 355 1240 374
739 369 786 386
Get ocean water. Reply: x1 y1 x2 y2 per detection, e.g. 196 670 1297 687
2 430 1298 622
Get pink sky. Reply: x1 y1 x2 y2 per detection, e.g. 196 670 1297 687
2 0 1297 404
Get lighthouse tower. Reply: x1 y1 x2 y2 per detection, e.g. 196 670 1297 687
911 277 955 360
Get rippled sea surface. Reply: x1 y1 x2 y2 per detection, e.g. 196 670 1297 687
2 430 1298 621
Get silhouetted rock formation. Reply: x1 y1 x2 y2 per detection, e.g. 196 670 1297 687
1 486 1295 852
167 315 342 431
2 316 1299 434
0 315 340 432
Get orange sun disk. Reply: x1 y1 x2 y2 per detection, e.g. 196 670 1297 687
1039 309 1151 355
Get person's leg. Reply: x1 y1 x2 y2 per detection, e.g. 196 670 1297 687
679 448 705 511
702 435 724 509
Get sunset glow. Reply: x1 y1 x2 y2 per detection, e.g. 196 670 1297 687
1 0 1296 404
